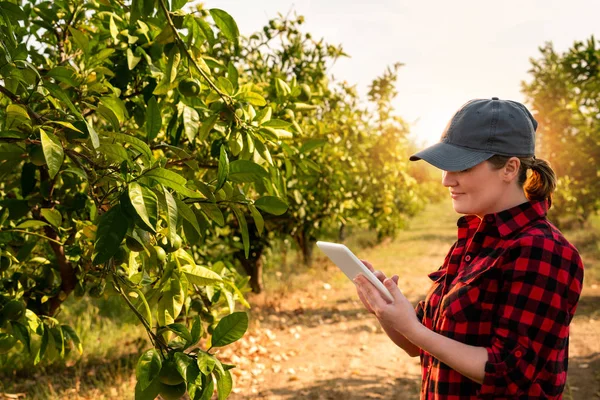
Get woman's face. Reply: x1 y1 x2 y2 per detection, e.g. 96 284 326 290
442 161 509 217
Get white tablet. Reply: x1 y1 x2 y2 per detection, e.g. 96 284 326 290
316 241 394 302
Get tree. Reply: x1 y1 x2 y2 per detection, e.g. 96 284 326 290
522 38 600 226
0 0 292 397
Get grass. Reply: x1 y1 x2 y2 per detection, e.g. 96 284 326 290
1 198 598 399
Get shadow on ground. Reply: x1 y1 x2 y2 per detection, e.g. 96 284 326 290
241 375 421 400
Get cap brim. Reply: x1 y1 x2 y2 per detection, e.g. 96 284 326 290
409 142 494 172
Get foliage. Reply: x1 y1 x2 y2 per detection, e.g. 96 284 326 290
0 0 425 397
522 37 600 225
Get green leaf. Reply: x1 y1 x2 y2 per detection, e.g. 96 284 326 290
40 129 64 179
143 168 203 198
47 66 81 87
131 288 153 328
231 205 249 258
253 139 273 165
215 369 233 400
109 14 119 42
50 120 84 134
198 114 218 141
100 96 128 123
16 220 49 229
129 182 158 233
146 96 161 141
43 81 81 118
85 120 100 149
197 351 217 375
127 48 142 70
0 2 25 20
190 315 202 346
92 204 129 265
163 187 178 244
262 119 291 129
135 349 162 391
173 353 197 387
237 91 266 106
10 321 30 352
105 132 152 163
61 325 83 355
175 198 200 234
41 208 62 228
34 325 49 365
300 138 328 153
98 143 129 163
216 146 229 191
5 104 30 130
183 265 223 286
158 278 185 326
209 9 239 45
199 203 224 226
166 323 192 343
182 105 199 142
142 0 155 18
211 312 248 348
255 196 288 216
68 27 89 54
249 204 264 236
228 160 268 183
49 326 65 357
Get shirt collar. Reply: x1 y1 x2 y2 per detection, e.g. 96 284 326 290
456 199 549 238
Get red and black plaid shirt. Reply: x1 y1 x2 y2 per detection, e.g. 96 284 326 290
415 199 584 399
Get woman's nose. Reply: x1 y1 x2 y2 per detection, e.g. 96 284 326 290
442 171 457 187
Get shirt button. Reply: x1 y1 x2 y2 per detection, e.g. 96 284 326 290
514 350 522 358
464 255 472 262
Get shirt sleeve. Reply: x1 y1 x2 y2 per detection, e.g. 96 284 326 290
479 236 584 398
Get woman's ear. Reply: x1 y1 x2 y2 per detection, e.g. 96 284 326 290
502 157 521 182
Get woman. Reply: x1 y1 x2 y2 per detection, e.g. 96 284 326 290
354 97 584 399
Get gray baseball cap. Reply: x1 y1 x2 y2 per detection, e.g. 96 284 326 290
409 97 537 171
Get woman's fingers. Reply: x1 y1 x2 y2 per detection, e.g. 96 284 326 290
354 275 386 309
392 274 399 284
361 259 374 272
374 270 386 282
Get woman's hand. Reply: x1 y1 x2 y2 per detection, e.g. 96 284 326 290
356 260 398 314
353 262 420 337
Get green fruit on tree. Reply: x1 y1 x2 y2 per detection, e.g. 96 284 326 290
0 333 17 354
178 78 201 97
159 359 185 385
29 145 46 166
160 234 182 253
126 236 145 252
158 382 186 400
154 246 167 262
0 300 25 321
89 282 106 298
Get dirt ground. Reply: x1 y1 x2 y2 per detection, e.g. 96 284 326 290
215 207 600 400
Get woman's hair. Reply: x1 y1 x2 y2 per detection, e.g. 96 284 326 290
487 155 557 206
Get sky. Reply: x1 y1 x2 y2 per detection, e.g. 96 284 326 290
203 0 600 147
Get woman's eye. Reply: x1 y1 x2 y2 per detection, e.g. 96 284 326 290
459 168 471 173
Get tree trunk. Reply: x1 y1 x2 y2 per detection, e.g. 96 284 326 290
237 247 264 294
338 223 346 242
